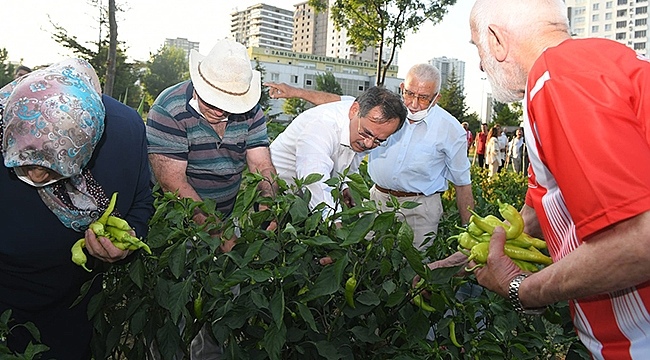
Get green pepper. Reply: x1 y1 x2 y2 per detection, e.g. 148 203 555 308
512 259 540 273
412 294 435 312
97 192 118 225
457 232 481 250
193 293 204 319
345 276 357 308
497 200 524 239
469 210 508 236
71 238 91 272
466 222 484 237
467 241 489 264
515 232 547 249
449 320 461 347
470 232 492 243
503 243 552 265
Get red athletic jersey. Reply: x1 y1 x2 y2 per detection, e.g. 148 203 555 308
524 38 650 359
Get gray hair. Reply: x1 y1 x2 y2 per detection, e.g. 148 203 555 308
407 64 442 94
356 86 407 128
471 0 570 46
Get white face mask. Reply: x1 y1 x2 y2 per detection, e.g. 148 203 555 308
406 103 433 122
13 167 61 188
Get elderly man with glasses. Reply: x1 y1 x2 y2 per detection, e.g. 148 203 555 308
270 86 406 223
266 64 474 250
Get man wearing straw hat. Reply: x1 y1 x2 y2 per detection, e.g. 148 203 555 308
146 39 277 358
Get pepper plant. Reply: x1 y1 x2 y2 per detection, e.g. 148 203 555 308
85 164 590 359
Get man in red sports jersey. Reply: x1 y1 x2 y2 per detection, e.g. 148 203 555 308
467 0 650 358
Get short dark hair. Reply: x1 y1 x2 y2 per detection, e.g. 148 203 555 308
14 65 32 75
356 86 407 128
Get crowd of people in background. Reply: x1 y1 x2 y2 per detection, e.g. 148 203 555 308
467 122 527 177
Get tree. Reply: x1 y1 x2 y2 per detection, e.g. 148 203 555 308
103 0 118 97
309 0 457 86
315 72 343 95
282 97 308 120
491 101 523 127
141 46 188 105
49 18 142 109
0 48 16 87
438 69 468 121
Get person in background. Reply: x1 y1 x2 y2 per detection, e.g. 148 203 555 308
13 65 32 79
0 58 153 359
506 128 525 173
266 63 474 250
473 123 488 168
462 121 473 154
146 38 277 359
496 125 508 172
270 86 406 221
467 0 650 358
484 126 501 177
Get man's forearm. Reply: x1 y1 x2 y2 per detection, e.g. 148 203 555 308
455 184 474 225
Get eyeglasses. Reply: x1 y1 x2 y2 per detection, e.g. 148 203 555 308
402 89 435 107
357 115 387 147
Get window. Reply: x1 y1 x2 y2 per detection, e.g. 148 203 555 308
617 20 627 27
305 79 312 86
618 0 628 4
616 32 627 39
594 3 601 10
592 25 600 32
270 73 280 81
593 14 600 21
291 75 298 84
636 6 648 13
634 42 647 49
605 23 612 30
635 30 647 37
617 9 628 16
606 1 613 7
358 85 365 91
636 18 648 25
606 12 613 19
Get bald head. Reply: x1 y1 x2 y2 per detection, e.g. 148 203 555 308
471 0 569 39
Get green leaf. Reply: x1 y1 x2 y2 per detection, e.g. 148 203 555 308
155 320 183 360
297 302 318 332
269 289 285 329
386 289 407 307
289 197 310 223
242 239 265 266
251 291 269 310
302 254 349 302
371 212 395 234
356 290 381 306
168 281 192 324
301 235 336 246
400 201 421 210
350 326 382 343
302 173 324 186
130 308 148 335
282 222 298 237
129 258 146 289
340 213 374 246
263 321 287 360
382 280 397 295
167 241 188 279
312 340 342 360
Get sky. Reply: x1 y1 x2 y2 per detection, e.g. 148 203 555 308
0 0 490 116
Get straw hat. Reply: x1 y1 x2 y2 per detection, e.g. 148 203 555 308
189 39 261 114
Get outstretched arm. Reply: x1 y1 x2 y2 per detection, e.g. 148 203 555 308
264 82 342 106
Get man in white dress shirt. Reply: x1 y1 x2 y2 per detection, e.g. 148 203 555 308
270 86 406 221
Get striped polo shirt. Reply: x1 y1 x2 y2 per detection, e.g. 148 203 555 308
146 80 269 217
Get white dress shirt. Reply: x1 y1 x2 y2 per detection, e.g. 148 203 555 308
270 100 365 216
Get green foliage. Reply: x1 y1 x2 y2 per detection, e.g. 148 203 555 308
315 72 343 95
141 46 189 106
0 310 49 359
438 69 468 121
87 166 588 359
282 98 308 119
309 0 457 86
492 101 523 127
0 48 16 87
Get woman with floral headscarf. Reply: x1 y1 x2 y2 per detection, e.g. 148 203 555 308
0 58 153 359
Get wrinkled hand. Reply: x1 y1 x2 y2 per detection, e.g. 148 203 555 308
264 82 297 99
412 251 470 295
473 227 523 298
84 228 131 263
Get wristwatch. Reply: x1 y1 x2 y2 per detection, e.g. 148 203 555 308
508 274 546 315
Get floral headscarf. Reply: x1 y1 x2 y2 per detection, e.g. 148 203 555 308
0 58 111 231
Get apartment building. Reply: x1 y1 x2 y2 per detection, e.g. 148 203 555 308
566 0 649 56
429 56 466 90
231 3 294 51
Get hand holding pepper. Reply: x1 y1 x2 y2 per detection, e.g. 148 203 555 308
84 227 132 265
473 227 526 299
